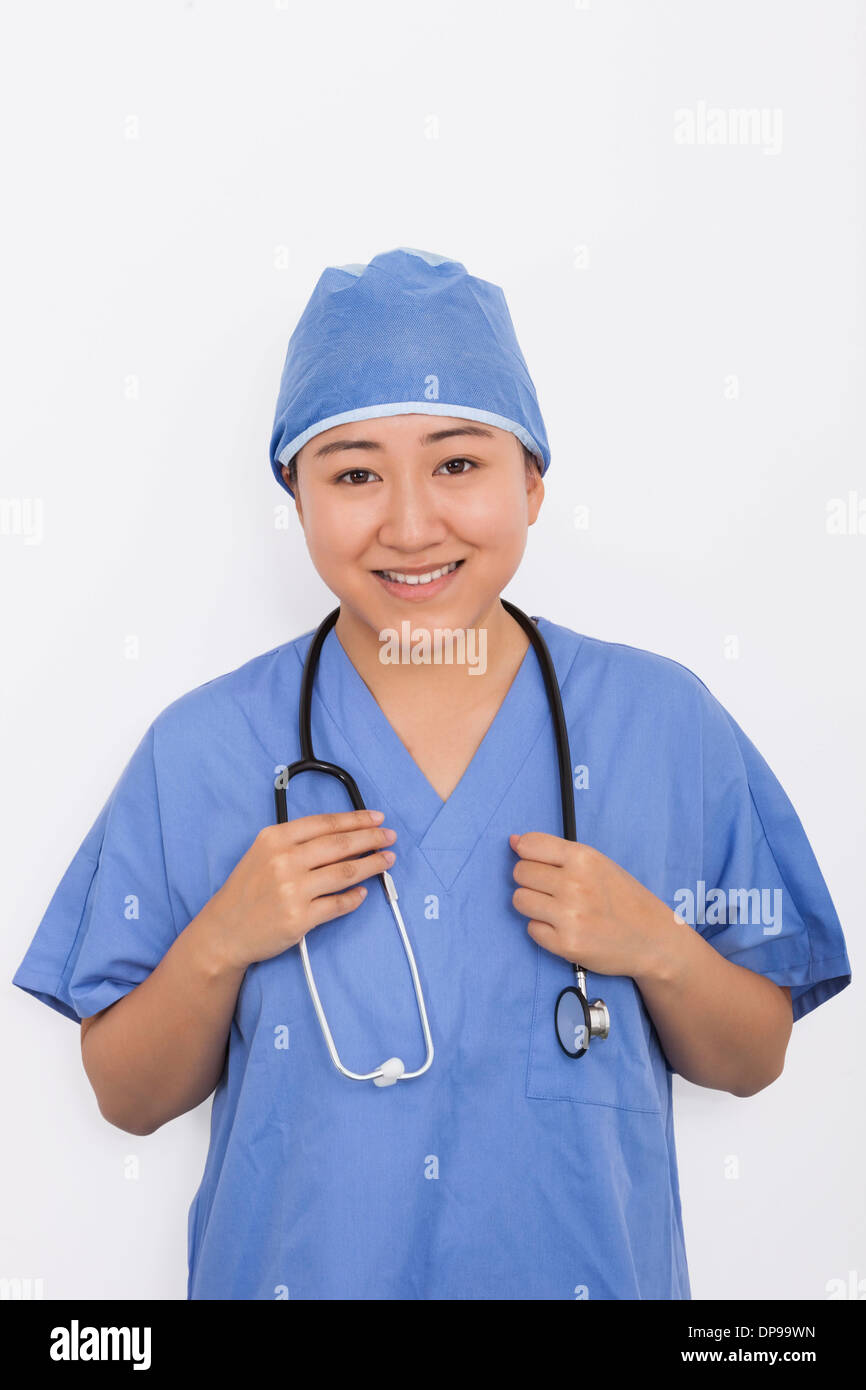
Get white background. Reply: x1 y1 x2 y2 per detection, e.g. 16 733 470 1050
2 0 863 1301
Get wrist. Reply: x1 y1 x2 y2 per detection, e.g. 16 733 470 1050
185 895 250 980
633 901 693 988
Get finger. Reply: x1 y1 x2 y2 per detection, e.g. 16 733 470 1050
512 885 568 931
305 883 371 930
297 823 397 872
512 858 561 895
272 808 385 847
307 847 396 898
508 830 571 866
526 918 561 952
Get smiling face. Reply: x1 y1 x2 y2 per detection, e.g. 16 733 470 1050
282 413 545 637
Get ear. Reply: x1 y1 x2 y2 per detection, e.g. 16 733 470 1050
526 460 544 526
281 464 304 523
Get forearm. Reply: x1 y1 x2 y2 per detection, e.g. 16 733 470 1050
80 899 247 1135
633 907 793 1097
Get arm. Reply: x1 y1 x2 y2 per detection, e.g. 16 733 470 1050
81 810 397 1135
632 906 793 1097
80 900 246 1136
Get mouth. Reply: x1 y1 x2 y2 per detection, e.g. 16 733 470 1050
372 558 465 599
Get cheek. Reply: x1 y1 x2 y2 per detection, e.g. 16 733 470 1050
302 499 371 566
453 475 528 544
454 490 527 549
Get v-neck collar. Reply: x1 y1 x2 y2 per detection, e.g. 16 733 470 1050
292 614 583 890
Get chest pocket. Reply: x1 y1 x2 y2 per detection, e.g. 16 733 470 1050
525 941 665 1113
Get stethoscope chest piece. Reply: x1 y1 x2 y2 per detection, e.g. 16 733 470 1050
555 968 611 1059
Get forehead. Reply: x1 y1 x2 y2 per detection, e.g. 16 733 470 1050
299 414 518 460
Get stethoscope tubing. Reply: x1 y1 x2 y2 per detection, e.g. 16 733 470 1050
275 602 606 1080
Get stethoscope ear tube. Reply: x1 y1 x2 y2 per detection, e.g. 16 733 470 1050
500 600 610 1058
274 629 434 1084
278 601 609 1082
274 758 393 912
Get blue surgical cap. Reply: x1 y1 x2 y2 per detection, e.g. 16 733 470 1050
268 246 550 496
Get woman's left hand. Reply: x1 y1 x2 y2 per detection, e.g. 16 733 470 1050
509 831 677 981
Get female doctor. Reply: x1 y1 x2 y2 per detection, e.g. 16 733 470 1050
13 247 852 1301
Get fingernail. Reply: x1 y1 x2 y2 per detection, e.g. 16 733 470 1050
369 810 385 822
383 850 396 864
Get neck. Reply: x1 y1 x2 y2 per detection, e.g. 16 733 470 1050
333 598 530 704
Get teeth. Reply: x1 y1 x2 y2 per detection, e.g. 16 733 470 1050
379 561 459 586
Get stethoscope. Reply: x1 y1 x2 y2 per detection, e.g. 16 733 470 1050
274 601 610 1086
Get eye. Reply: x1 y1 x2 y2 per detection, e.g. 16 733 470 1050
435 457 477 476
336 468 378 485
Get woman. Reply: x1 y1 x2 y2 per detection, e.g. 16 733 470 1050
12 247 852 1300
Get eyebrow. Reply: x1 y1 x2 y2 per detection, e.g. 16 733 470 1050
311 424 496 459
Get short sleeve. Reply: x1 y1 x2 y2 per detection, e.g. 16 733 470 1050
12 722 178 1024
692 688 852 1024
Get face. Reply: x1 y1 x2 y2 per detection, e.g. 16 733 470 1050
282 413 544 635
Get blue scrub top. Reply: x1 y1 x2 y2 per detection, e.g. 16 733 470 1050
12 617 852 1300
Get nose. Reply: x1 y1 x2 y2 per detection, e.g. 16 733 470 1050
376 470 449 552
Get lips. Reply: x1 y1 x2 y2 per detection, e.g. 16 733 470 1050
372 558 465 599
374 560 462 587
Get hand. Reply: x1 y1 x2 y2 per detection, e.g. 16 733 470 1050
509 831 677 981
207 809 398 973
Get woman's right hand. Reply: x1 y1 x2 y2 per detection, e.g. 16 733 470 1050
205 809 397 973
